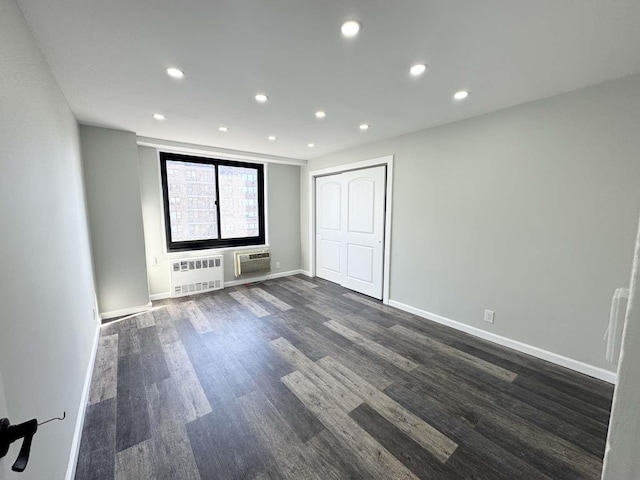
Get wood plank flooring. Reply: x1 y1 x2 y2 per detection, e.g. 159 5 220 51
75 275 614 479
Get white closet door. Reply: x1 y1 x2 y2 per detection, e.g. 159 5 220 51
315 173 343 284
315 166 386 299
340 166 386 299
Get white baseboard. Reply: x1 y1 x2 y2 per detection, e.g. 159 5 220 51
224 269 303 287
150 292 171 301
388 299 617 384
299 270 312 277
100 302 153 320
65 318 100 479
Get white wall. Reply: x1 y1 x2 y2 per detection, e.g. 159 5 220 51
0 1 98 478
302 74 640 374
138 146 301 296
80 125 150 315
602 213 640 478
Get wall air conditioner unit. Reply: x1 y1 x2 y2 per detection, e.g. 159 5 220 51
234 249 271 277
170 255 224 298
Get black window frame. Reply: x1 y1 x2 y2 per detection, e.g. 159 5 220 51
160 151 266 252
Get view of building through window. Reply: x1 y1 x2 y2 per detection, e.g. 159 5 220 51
165 159 260 244
218 165 260 239
166 160 217 242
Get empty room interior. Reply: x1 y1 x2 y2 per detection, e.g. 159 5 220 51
3 1 640 479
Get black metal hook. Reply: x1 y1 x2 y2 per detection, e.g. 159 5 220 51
38 411 66 426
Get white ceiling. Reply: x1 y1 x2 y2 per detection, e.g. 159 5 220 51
17 0 640 160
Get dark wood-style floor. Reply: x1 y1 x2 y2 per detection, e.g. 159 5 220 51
75 274 614 479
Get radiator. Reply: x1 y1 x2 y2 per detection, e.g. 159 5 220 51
170 255 224 298
234 249 271 277
604 287 629 364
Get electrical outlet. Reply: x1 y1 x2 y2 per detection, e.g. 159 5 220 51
275 261 281 269
484 309 495 324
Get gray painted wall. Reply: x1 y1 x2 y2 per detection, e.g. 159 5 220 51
0 1 98 477
603 213 640 478
138 146 301 295
302 74 640 372
0 368 8 478
266 162 302 277
80 125 150 315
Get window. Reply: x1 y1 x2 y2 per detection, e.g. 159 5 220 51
160 152 266 251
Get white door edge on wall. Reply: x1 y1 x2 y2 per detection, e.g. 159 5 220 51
315 173 344 285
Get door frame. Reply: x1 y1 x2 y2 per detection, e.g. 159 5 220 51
308 155 394 304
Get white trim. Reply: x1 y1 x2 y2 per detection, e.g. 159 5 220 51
137 137 306 166
383 159 394 305
150 292 171 301
100 302 153 320
166 244 270 255
308 155 394 305
164 244 271 259
224 269 303 287
99 306 167 327
64 319 100 480
299 270 312 277
308 156 393 178
389 300 617 384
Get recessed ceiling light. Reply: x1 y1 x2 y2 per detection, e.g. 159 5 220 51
255 93 268 103
166 67 184 79
341 20 361 38
315 111 326 119
218 126 229 132
308 143 315 148
359 124 369 131
153 113 165 120
409 64 427 76
454 90 469 100
268 136 277 141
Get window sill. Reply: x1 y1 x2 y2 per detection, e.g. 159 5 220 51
164 244 269 259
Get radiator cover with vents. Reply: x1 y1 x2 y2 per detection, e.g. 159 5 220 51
170 255 224 298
